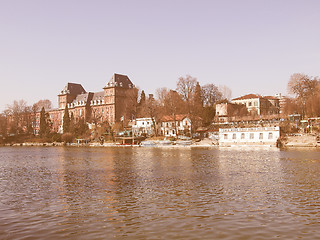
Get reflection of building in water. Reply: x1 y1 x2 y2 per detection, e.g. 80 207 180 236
219 127 280 146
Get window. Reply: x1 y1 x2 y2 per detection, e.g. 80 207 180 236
250 133 254 139
254 101 258 106
268 132 273 139
241 133 245 139
224 134 228 140
248 102 252 106
232 133 236 139
259 133 263 139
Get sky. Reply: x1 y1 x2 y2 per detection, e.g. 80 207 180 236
1 0 320 111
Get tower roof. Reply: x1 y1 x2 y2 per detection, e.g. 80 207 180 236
59 83 86 96
104 73 134 89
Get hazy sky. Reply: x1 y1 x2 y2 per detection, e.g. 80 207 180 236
1 0 320 111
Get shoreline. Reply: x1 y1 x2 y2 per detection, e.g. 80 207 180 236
1 135 319 149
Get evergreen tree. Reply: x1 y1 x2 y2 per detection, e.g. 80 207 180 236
63 105 70 133
190 82 204 133
39 107 47 137
139 90 146 105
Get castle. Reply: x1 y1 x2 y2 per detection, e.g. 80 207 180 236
35 73 137 134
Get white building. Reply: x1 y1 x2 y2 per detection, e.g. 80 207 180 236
219 126 280 146
132 117 155 136
160 115 191 137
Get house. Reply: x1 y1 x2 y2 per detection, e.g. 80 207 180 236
160 115 191 137
231 94 280 116
219 126 280 146
132 117 156 136
215 102 248 122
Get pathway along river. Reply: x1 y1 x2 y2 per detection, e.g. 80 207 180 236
0 147 320 239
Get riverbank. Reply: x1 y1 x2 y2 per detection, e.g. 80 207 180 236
282 134 320 148
2 134 320 148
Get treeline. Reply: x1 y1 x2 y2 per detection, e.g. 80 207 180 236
0 99 56 143
2 72 320 143
135 75 231 134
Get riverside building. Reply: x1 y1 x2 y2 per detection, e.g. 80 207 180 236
34 73 137 134
219 126 280 146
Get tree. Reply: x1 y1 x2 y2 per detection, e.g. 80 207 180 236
5 99 32 135
163 90 185 137
190 82 203 132
0 114 7 136
202 84 223 106
288 73 319 117
218 85 232 100
156 87 169 106
72 118 89 138
143 95 159 136
120 87 139 124
32 99 52 112
137 90 147 117
139 90 146 106
63 105 70 133
176 75 197 103
39 107 50 137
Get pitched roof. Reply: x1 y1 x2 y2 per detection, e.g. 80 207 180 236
92 91 104 100
59 83 86 96
161 114 188 122
232 94 261 101
104 73 134 89
264 96 278 100
72 93 90 103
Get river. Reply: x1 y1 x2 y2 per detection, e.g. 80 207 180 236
0 146 320 239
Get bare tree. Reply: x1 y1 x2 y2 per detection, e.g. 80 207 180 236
163 90 186 137
176 75 197 103
5 100 32 134
32 99 52 112
156 87 168 106
218 85 232 100
287 73 319 117
202 83 223 106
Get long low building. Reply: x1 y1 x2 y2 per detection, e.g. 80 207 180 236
219 126 280 146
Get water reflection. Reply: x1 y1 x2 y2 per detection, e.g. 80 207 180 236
0 147 320 239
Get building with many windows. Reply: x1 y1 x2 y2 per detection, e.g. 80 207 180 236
35 73 137 134
231 94 280 116
218 127 280 146
160 115 191 137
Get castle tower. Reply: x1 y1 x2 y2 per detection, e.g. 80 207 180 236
58 83 86 109
103 73 137 124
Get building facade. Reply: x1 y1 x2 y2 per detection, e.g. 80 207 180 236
160 115 191 137
231 94 280 116
35 73 137 134
132 117 156 137
219 127 280 146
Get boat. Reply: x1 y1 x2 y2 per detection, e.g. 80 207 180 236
176 140 193 146
140 141 156 147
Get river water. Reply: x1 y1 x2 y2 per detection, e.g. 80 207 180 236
0 146 320 239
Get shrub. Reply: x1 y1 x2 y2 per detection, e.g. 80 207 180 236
61 133 73 143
